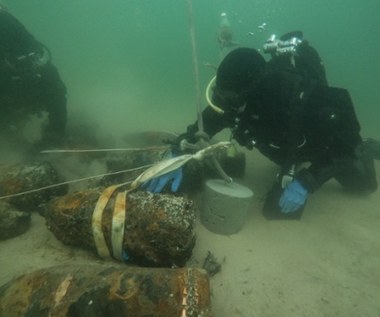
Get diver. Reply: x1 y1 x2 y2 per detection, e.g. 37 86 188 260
0 5 67 154
142 31 379 218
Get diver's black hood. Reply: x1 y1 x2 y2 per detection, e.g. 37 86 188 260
216 47 266 94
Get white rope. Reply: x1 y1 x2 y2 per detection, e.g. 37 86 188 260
0 164 152 200
40 146 168 154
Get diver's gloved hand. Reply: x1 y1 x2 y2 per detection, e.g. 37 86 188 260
279 179 308 213
142 168 183 193
141 150 183 193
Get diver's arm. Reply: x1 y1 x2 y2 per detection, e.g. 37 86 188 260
173 106 230 150
190 106 229 140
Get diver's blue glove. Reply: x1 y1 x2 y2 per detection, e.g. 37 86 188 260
142 167 183 193
141 150 183 193
279 179 308 213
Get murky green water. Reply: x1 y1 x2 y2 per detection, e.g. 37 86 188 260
4 0 380 139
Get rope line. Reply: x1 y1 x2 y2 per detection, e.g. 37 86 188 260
0 164 152 200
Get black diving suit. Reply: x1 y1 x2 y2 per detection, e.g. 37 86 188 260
179 42 377 211
0 6 67 150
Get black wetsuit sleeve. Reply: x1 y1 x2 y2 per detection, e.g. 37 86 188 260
174 106 230 148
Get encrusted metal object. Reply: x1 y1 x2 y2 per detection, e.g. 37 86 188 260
0 263 214 317
45 189 197 267
0 201 31 240
0 161 68 211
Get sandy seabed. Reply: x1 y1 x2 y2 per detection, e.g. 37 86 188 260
0 150 379 317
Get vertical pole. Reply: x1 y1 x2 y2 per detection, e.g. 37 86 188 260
186 0 232 183
186 0 204 133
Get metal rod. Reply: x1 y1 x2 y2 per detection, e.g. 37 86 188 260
186 0 204 133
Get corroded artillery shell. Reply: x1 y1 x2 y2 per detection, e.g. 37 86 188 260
99 147 165 187
44 189 196 267
0 263 213 317
0 161 68 212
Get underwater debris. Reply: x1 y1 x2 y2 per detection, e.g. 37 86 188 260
202 251 222 277
258 22 267 32
0 201 31 240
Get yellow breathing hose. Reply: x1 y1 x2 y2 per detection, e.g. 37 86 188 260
205 75 225 114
